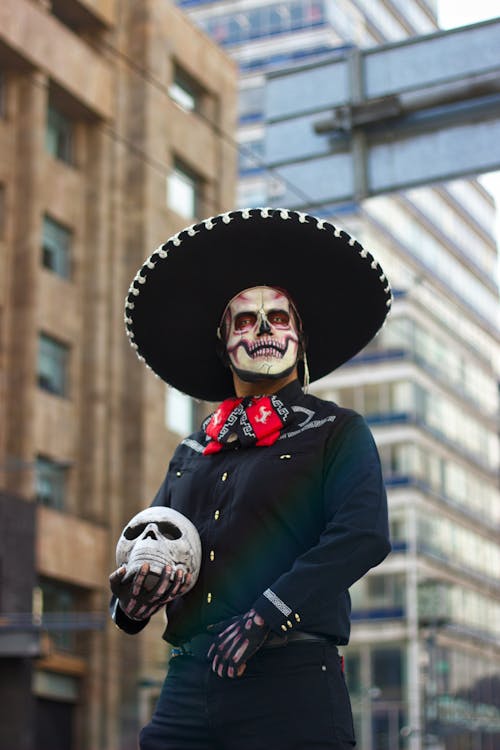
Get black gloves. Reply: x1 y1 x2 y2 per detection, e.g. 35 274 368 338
207 608 269 678
110 562 191 621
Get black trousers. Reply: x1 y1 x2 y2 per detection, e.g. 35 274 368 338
140 640 356 750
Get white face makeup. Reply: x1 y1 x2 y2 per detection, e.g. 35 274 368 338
222 286 300 382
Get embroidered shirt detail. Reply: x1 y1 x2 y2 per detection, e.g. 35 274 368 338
181 438 206 453
279 415 337 440
263 588 292 617
291 405 315 427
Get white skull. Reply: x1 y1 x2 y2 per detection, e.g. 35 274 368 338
222 286 300 380
116 507 202 592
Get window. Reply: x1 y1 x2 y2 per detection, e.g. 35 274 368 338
39 579 79 652
0 71 6 118
165 387 194 435
46 104 73 164
239 139 265 173
0 183 5 240
37 333 69 396
238 85 265 121
372 648 403 701
167 160 201 219
35 456 68 511
169 66 201 113
41 215 72 278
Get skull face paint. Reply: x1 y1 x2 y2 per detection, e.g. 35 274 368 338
222 287 300 382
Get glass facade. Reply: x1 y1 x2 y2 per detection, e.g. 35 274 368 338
350 573 406 616
365 197 499 327
425 645 500 747
417 513 499 584
198 1 327 47
332 379 498 470
418 581 500 641
379 442 500 525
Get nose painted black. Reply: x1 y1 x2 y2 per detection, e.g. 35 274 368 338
258 317 272 335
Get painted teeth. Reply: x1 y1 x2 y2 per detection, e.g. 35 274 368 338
249 342 285 358
248 339 285 353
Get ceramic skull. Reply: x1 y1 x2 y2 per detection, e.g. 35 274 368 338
116 507 202 592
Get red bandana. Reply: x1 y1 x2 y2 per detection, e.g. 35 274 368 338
203 394 292 455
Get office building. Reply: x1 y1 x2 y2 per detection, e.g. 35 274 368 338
0 1 237 748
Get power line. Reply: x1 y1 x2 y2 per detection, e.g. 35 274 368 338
96 34 319 209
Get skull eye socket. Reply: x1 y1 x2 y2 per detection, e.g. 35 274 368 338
124 523 147 540
157 522 182 540
234 312 257 331
123 521 182 541
268 310 290 326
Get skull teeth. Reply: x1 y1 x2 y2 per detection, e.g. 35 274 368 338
251 347 284 358
248 339 286 357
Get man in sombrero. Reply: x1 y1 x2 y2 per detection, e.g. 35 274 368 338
110 208 392 749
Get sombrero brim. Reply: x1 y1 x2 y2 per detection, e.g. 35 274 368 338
125 208 392 401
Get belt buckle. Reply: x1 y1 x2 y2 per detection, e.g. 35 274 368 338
170 644 193 658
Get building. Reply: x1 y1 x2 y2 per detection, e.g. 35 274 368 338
177 2 500 749
0 1 237 749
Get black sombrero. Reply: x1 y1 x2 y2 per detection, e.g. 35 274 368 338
125 207 392 401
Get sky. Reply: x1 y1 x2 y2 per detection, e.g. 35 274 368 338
437 0 500 241
437 0 500 29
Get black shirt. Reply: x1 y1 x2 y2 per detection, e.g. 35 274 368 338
113 380 391 645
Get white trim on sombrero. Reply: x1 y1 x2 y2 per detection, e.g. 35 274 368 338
124 207 393 398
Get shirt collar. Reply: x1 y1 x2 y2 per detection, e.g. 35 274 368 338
273 378 304 403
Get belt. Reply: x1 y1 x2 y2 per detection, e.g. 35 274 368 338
171 630 336 660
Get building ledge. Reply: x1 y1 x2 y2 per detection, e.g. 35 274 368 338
0 0 113 120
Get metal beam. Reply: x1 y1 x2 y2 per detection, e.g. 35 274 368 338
265 18 500 208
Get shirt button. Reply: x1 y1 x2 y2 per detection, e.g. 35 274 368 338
207 593 212 603
214 510 220 520
221 472 228 481
210 550 215 561
176 471 182 476
227 433 238 443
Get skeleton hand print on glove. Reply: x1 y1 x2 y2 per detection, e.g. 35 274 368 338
207 609 269 678
110 562 191 621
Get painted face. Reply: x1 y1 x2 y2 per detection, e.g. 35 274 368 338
222 286 300 382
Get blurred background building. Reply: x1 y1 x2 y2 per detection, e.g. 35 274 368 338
0 1 499 750
175 1 500 749
0 1 237 749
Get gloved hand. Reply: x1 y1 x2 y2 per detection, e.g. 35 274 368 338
207 608 269 678
109 562 191 621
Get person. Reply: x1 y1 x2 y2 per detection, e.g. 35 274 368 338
110 207 393 749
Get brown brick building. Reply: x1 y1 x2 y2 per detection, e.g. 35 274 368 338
0 1 237 748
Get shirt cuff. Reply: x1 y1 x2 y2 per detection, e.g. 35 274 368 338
253 588 302 635
110 597 150 634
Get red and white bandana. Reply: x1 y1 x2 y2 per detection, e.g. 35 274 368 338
203 394 293 455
